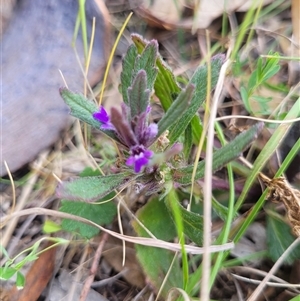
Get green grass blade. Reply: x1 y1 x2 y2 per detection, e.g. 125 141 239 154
234 97 300 213
233 98 300 244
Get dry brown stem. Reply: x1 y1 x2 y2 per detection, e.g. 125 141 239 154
259 173 300 237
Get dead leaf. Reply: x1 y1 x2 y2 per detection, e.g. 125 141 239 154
136 0 185 30
48 269 108 301
260 173 300 237
231 222 266 266
103 236 145 288
137 0 274 30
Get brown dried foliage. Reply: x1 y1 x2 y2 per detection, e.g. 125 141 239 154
260 173 300 237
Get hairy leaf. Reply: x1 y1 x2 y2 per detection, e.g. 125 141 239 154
131 34 181 111
165 198 204 246
128 70 150 118
60 193 117 239
56 172 133 202
60 87 99 127
168 54 225 144
157 84 195 137
173 122 264 184
121 44 138 105
120 38 158 108
60 88 118 141
184 123 193 160
134 40 158 92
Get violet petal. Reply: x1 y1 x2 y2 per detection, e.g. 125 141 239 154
126 147 153 173
93 106 110 123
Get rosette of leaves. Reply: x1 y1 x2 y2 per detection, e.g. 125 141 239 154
58 34 263 247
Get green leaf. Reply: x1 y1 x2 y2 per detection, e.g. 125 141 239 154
165 198 204 246
157 84 195 137
128 70 150 118
212 197 237 221
131 34 181 111
132 197 182 296
56 172 133 202
233 97 300 242
248 70 258 92
0 266 17 280
173 122 264 184
120 44 138 105
121 39 158 106
184 123 193 160
168 54 225 144
256 56 263 80
59 88 118 141
180 208 203 246
134 40 158 92
266 210 300 265
16 271 25 289
190 115 203 144
240 86 252 113
79 167 102 177
262 53 280 81
133 196 177 240
43 220 62 234
60 88 98 127
288 295 300 301
262 65 280 82
251 96 272 103
60 193 117 239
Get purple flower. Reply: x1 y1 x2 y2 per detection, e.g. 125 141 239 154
126 145 153 173
93 107 115 130
93 104 157 173
144 123 158 145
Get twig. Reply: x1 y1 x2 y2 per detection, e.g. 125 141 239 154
80 232 108 301
68 246 89 301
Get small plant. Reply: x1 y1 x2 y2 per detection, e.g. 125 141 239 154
240 52 281 115
3 2 300 299
57 34 264 297
2 31 299 300
0 238 68 290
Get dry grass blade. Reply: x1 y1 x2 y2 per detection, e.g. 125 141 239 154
0 207 234 255
1 151 49 249
289 0 300 84
248 237 300 301
259 173 300 237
